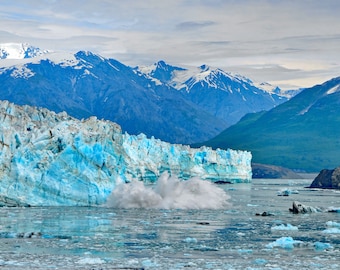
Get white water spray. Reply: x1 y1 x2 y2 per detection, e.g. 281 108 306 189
105 172 231 209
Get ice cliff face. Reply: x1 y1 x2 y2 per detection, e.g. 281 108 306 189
0 100 252 206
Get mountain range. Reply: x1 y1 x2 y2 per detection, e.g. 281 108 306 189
0 43 287 144
136 61 288 127
2 43 339 173
201 76 340 172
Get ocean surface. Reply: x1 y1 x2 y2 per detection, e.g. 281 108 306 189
1 176 340 269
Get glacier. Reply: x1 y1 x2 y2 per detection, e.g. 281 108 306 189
0 100 252 207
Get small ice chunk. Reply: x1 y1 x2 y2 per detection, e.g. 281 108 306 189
326 221 340 227
266 237 303 249
314 242 333 251
142 259 158 267
322 228 340 234
271 224 299 231
254 258 268 265
184 237 198 243
238 249 253 254
277 189 291 196
185 262 197 267
76 257 105 265
277 188 299 196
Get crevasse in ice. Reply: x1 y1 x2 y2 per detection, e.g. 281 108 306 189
0 100 252 206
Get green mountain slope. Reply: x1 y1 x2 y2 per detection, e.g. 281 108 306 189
200 77 340 172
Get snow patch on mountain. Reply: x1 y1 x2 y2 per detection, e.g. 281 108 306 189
134 69 163 86
255 82 280 93
179 65 255 93
137 63 157 75
0 52 84 80
10 66 35 79
0 43 51 59
0 50 104 79
255 82 300 98
326 84 340 95
135 60 186 87
137 61 283 96
300 83 340 115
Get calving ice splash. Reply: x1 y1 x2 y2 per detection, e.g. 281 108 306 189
0 100 251 207
106 172 231 209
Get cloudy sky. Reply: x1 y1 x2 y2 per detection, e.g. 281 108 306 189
1 0 340 89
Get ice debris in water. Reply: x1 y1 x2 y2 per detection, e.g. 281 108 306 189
0 100 252 207
314 242 334 251
266 237 304 249
271 224 299 231
322 228 340 234
142 259 158 268
76 257 105 265
184 237 198 243
326 221 340 227
105 172 231 209
323 220 340 234
277 188 299 196
253 258 268 265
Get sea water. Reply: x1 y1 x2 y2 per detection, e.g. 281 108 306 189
0 176 339 269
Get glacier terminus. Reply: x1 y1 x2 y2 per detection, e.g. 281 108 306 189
0 100 252 207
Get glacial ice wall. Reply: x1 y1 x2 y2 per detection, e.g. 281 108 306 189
0 100 252 206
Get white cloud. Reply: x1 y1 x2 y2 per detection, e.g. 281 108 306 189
0 0 340 89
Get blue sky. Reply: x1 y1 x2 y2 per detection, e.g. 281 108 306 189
1 0 340 89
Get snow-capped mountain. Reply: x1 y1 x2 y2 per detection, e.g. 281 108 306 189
136 61 288 127
0 43 51 59
0 51 225 144
137 60 186 87
255 81 302 98
137 61 283 93
0 48 290 144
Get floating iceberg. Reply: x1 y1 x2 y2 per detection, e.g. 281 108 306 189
277 188 299 196
266 237 304 250
314 242 333 251
326 221 340 227
271 224 299 231
322 228 340 234
0 100 252 206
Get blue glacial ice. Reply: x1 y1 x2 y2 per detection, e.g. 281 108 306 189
0 100 252 206
322 228 340 234
326 221 340 227
314 242 333 251
322 220 340 234
266 237 304 250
